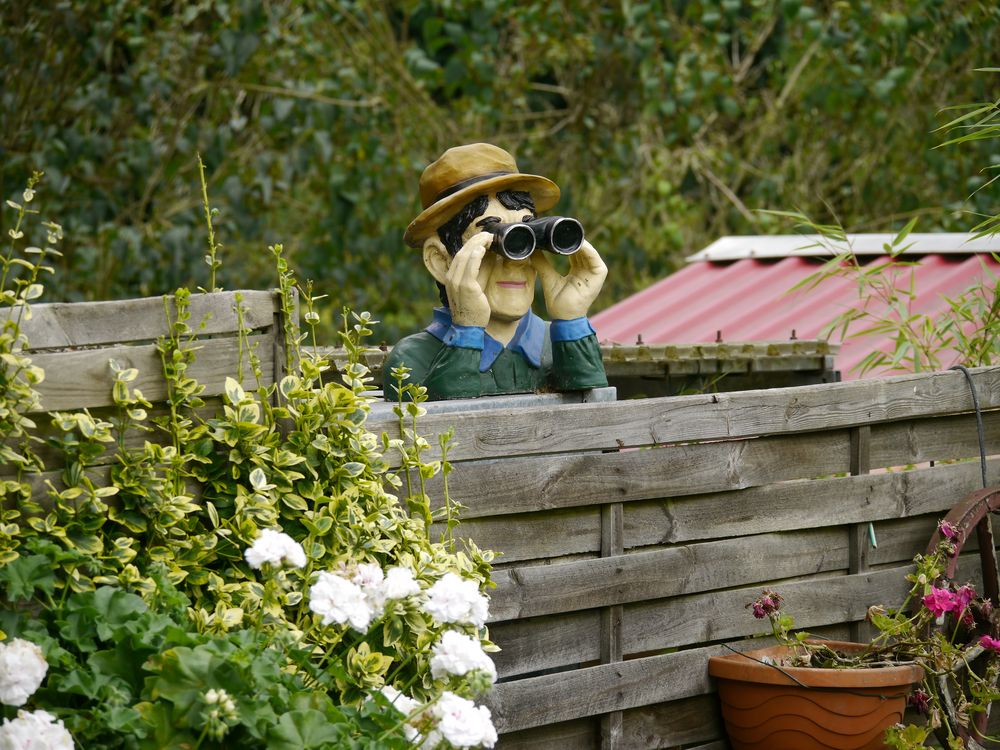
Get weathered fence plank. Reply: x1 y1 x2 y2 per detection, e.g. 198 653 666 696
491 611 599 679
486 644 721 733
30 334 273 411
431 430 850 518
371 367 1000 462
622 459 1000 548
496 719 597 750
433 508 602 565
489 528 847 622
620 694 722 750
434 410 999 521
9 290 276 350
870 410 1000 467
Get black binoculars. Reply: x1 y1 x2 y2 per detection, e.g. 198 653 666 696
488 216 585 261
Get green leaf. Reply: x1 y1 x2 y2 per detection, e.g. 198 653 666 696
281 493 308 511
224 376 245 404
342 462 365 477
249 467 267 490
267 710 345 749
0 554 55 601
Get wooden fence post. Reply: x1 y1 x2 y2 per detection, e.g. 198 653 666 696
600 502 624 749
849 425 872 643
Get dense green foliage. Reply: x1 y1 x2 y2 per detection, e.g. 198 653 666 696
0 188 498 748
2 0 999 341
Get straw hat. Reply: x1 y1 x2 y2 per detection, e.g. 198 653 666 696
403 143 560 248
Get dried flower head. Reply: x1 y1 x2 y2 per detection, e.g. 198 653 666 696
746 589 783 619
908 688 931 715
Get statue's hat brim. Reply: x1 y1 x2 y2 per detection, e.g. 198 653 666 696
404 143 560 248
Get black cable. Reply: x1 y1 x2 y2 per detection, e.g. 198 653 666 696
950 365 988 489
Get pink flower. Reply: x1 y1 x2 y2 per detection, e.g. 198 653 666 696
956 585 976 610
980 635 1000 653
923 587 959 617
938 520 958 540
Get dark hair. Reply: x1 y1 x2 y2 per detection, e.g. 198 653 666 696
434 190 537 306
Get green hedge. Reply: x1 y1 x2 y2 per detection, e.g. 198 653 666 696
1 0 998 341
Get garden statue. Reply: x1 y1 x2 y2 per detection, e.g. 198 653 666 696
384 142 609 400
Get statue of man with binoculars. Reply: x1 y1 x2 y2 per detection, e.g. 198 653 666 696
384 142 608 401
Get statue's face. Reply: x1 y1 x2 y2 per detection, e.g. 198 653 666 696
462 194 537 323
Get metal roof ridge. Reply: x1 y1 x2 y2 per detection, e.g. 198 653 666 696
686 232 1000 262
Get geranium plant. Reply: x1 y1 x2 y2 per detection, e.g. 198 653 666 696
746 519 1000 749
0 177 499 748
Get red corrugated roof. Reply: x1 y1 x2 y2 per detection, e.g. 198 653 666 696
592 239 1000 379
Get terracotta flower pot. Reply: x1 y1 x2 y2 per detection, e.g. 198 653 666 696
708 640 923 750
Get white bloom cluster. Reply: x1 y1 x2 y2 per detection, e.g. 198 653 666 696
309 564 421 632
0 710 74 750
424 692 497 749
0 639 48 707
382 566 422 602
309 571 372 631
423 573 489 627
352 562 384 590
244 528 306 570
430 631 497 683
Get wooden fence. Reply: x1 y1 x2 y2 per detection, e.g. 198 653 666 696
4 290 290 487
7 292 1000 748
368 367 1000 749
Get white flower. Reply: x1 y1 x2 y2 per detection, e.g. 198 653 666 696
423 573 490 627
351 562 388 617
0 709 74 750
430 631 497 683
0 639 47 706
381 567 421 601
21 189 34 204
432 692 497 749
244 528 306 570
367 566 422 615
309 571 374 631
353 562 385 590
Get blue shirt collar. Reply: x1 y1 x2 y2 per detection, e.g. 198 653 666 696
425 307 545 372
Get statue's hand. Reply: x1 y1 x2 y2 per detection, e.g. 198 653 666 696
532 240 607 320
445 232 492 328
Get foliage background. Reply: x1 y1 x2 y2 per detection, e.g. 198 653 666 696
2 0 999 342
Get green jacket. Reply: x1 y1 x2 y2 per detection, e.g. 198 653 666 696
383 308 607 401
